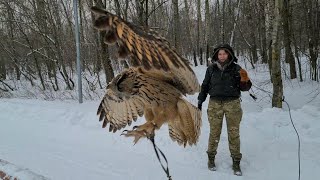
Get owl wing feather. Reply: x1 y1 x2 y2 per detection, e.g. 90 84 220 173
168 98 202 146
97 68 182 133
91 6 200 95
98 93 145 133
97 68 145 132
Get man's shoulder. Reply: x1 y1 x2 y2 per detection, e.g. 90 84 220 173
207 63 218 74
231 62 242 71
208 62 218 69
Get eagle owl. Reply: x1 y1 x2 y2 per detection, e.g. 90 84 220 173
91 7 201 146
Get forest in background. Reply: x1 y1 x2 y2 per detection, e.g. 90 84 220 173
0 0 319 107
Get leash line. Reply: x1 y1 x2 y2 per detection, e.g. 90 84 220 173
149 136 172 180
282 96 301 180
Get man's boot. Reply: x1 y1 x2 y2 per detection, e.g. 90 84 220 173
232 158 242 176
207 153 216 171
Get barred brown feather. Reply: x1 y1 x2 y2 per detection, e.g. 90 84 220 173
97 67 201 146
91 6 200 95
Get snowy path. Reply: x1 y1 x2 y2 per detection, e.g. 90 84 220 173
0 97 319 180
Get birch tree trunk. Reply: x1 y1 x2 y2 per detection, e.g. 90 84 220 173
205 0 210 65
197 0 202 65
266 0 274 79
271 0 283 108
230 0 241 47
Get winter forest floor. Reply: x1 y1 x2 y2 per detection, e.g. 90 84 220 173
0 64 320 180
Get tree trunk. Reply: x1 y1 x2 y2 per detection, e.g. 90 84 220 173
259 0 268 64
221 0 225 43
5 2 21 80
94 0 115 83
114 0 121 16
247 1 258 64
230 0 241 46
271 0 283 108
183 0 192 55
304 0 319 81
205 0 210 61
293 42 303 82
206 44 209 66
199 47 203 65
193 50 198 66
135 0 145 26
124 0 129 20
100 31 114 83
0 57 6 80
172 0 180 52
282 0 297 79
214 0 221 44
266 0 274 79
197 0 201 59
114 0 129 69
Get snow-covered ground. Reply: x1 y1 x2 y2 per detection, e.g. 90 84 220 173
1 64 320 180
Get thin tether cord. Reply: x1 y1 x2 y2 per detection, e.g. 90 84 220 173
282 97 301 180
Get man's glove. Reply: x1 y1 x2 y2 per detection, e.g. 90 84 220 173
239 69 250 82
197 102 202 111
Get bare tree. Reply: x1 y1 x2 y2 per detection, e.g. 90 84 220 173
282 0 297 79
197 0 202 65
172 0 180 51
205 0 210 65
304 0 319 81
271 0 283 108
0 0 319 101
93 0 114 83
258 0 268 64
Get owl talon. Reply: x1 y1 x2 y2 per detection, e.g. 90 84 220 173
120 129 147 144
120 130 128 136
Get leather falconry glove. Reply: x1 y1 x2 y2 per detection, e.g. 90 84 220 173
239 69 250 82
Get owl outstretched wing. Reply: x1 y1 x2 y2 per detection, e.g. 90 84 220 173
97 68 183 133
91 6 200 95
97 69 144 133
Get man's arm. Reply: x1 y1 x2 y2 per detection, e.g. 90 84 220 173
198 66 212 107
239 68 252 91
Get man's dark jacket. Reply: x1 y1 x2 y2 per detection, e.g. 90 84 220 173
198 44 251 104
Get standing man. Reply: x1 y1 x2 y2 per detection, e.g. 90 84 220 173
197 44 252 176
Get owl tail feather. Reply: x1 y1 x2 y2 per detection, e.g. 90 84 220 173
174 98 202 146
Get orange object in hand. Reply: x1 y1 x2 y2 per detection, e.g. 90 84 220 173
239 69 250 82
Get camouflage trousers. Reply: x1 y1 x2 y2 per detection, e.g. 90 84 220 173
207 98 243 160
